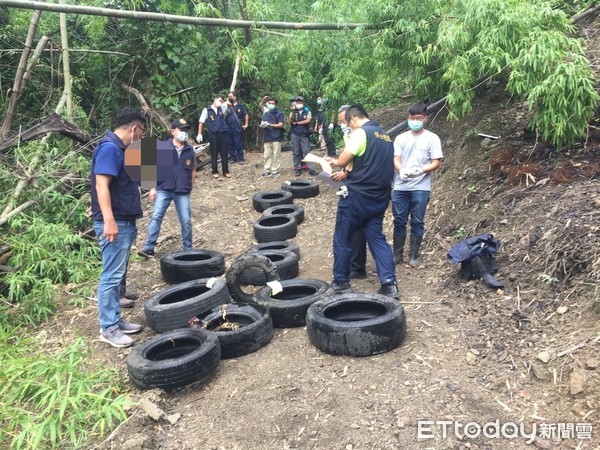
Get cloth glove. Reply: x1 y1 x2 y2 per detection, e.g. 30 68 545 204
259 121 270 129
407 167 424 178
399 168 411 181
196 134 203 143
328 123 334 130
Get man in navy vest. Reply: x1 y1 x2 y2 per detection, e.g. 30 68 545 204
138 118 196 259
90 107 146 348
226 91 249 164
326 105 399 299
289 95 314 176
197 95 230 179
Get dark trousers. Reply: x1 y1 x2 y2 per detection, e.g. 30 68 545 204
333 194 395 284
323 126 336 157
228 128 244 161
209 132 229 175
350 227 367 272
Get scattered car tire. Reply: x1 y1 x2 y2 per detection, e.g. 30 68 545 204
145 278 231 333
253 278 330 328
126 328 220 391
306 293 406 356
253 215 297 242
196 303 274 359
252 190 293 213
160 250 225 284
281 180 319 198
250 241 301 260
261 204 305 225
239 249 299 285
226 253 279 303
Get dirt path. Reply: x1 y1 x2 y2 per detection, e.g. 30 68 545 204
50 146 598 450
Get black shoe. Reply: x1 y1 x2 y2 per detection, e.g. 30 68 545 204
123 290 140 300
308 169 318 176
378 281 400 299
137 248 155 259
350 270 367 279
295 169 302 176
393 235 406 265
332 281 352 294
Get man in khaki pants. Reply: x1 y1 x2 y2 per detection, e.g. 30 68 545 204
260 96 285 177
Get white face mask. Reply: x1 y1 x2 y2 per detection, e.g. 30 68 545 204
176 130 188 142
340 124 350 135
215 100 223 108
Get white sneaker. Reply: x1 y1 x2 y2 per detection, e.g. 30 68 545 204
99 325 133 348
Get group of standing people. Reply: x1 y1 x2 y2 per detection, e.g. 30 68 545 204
89 96 441 348
327 102 443 299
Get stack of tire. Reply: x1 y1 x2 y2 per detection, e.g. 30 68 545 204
251 179 318 243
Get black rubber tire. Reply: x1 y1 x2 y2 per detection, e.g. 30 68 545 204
253 278 330 328
261 204 305 225
252 190 293 213
145 278 231 333
253 215 297 243
126 328 220 391
226 253 279 303
196 303 274 359
281 180 320 198
239 249 299 285
160 250 225 284
250 241 301 260
306 293 406 356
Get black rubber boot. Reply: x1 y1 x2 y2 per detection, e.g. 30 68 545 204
378 280 400 299
393 236 405 265
408 235 423 268
474 256 504 289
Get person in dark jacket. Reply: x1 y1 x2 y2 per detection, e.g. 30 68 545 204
225 91 249 164
138 118 196 259
326 105 399 298
90 107 146 348
289 95 315 176
197 95 230 179
260 96 285 177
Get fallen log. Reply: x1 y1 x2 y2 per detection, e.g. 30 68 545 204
0 112 92 152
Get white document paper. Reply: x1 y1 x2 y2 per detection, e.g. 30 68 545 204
302 152 333 173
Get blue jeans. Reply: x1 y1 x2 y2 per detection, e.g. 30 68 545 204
228 128 244 161
143 190 192 252
333 194 395 285
392 190 430 238
93 220 137 330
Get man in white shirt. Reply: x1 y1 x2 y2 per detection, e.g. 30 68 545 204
392 103 443 268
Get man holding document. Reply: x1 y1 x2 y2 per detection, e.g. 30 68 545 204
323 105 399 299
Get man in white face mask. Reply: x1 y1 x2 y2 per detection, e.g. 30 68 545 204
138 118 196 259
391 103 443 268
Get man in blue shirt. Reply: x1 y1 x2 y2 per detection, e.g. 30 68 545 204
90 107 146 348
138 119 196 259
326 105 399 299
260 96 285 177
226 91 249 164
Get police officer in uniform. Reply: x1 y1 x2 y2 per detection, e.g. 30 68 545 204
326 105 399 298
226 91 249 163
197 95 230 178
289 95 313 176
138 119 196 258
91 107 146 347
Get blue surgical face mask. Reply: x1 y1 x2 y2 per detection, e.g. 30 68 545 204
176 131 188 142
408 120 424 131
267 104 276 111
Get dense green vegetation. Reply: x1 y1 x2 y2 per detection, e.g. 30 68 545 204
0 0 597 447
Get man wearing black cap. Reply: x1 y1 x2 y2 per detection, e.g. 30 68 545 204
138 119 196 258
289 95 313 176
